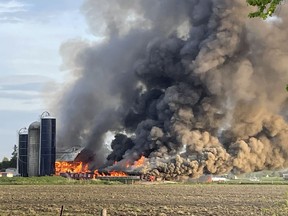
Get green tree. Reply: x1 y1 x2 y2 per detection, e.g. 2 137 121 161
247 0 283 19
2 157 9 162
10 145 17 168
0 145 18 170
0 157 10 171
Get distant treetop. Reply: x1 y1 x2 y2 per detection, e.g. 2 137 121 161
247 0 283 19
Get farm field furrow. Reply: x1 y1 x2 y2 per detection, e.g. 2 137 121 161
0 184 287 215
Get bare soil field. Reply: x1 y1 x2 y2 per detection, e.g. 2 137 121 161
0 184 287 215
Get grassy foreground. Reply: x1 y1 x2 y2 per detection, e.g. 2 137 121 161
1 175 288 186
0 176 122 185
216 177 288 185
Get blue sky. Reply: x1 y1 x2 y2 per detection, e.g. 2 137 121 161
0 0 93 160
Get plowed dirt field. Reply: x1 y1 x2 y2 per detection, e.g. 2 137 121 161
0 184 287 215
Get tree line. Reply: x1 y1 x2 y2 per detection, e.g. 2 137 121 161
0 145 17 171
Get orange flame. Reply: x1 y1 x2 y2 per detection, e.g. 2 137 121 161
55 161 128 177
109 171 127 176
93 169 127 177
112 155 146 169
133 155 145 167
55 156 146 177
55 161 89 175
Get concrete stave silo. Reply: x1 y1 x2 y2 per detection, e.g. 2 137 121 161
28 121 40 177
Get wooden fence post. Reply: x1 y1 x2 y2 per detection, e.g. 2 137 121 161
60 205 64 216
100 208 107 216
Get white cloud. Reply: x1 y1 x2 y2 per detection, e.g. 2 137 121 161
0 8 93 82
0 0 30 14
0 0 89 159
0 75 56 112
0 74 53 85
0 90 39 100
0 97 44 111
0 16 23 23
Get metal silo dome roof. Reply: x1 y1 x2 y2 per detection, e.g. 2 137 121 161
28 121 40 130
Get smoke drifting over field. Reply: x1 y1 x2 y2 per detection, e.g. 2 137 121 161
55 0 288 179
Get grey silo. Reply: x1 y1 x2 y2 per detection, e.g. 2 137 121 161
28 121 40 177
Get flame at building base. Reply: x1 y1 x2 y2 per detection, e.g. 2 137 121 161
55 156 146 177
55 161 127 177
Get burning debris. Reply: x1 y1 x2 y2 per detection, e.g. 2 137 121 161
55 161 89 175
53 0 288 180
55 155 146 179
55 161 126 177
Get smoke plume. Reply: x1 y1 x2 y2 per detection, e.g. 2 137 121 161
54 0 288 179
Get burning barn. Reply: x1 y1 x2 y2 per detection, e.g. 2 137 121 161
51 0 288 181
55 147 90 178
55 150 146 181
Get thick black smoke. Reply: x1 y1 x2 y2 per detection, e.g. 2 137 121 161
54 0 288 178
